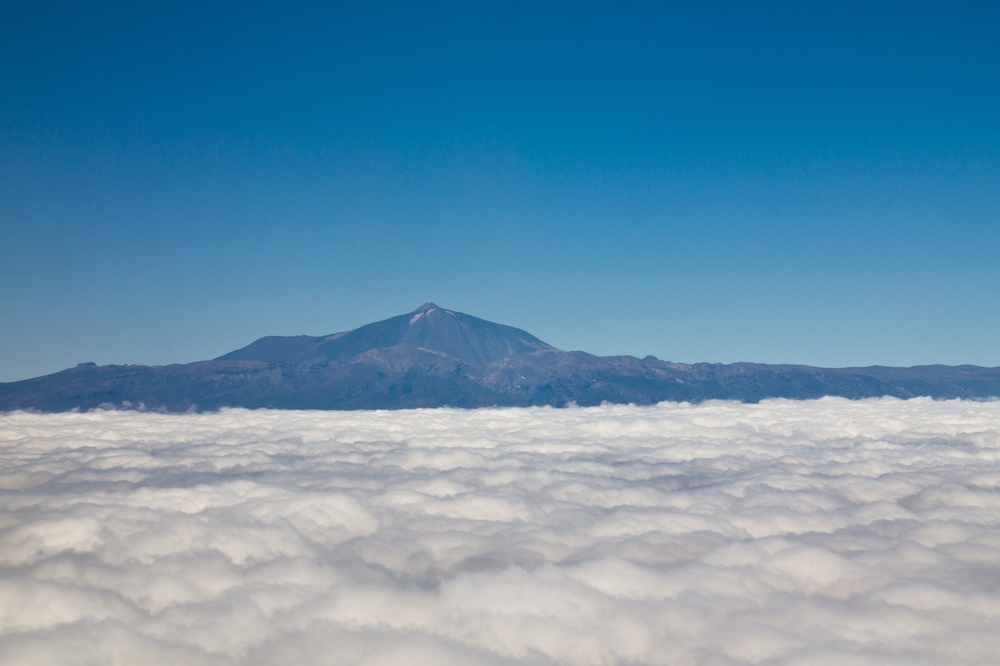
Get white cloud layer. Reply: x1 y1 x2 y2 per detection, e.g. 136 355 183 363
1 398 999 665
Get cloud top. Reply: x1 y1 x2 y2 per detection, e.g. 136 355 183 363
1 398 999 664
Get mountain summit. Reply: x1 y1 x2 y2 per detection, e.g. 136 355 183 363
2 304 999 412
218 303 552 365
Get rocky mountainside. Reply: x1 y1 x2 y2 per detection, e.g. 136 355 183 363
2 303 999 412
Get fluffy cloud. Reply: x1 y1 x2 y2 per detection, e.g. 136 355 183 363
1 397 999 665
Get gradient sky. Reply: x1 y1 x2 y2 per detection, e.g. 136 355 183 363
1 1 998 382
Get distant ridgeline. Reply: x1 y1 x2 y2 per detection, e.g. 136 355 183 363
3 303 999 412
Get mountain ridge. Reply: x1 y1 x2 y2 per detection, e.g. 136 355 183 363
2 304 999 412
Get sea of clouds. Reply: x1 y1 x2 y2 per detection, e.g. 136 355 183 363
1 398 999 665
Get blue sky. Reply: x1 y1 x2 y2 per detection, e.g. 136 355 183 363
1 1 998 381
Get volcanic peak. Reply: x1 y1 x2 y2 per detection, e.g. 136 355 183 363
217 303 552 365
413 302 442 313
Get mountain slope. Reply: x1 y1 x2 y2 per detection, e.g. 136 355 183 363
2 304 999 412
218 303 552 364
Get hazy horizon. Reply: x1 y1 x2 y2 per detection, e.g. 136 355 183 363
0 298 995 383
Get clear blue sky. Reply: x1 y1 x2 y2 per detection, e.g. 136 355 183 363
2 1 998 382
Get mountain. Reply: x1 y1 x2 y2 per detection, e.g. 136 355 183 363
217 302 552 365
2 303 999 412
